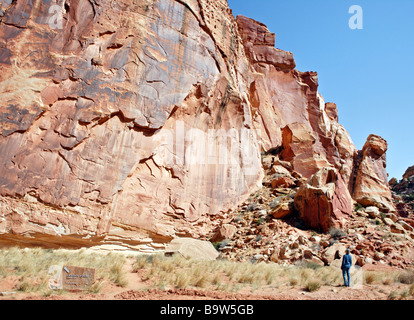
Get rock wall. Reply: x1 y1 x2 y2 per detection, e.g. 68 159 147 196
0 0 394 250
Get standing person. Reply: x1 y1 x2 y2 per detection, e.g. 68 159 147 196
341 248 352 287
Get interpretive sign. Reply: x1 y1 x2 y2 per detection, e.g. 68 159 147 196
62 266 96 291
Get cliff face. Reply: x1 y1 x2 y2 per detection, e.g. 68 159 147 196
0 0 393 251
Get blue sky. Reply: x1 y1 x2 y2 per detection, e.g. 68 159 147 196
228 0 414 180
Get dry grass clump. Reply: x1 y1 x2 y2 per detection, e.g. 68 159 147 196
397 270 414 285
364 271 400 286
386 269 414 299
0 247 128 294
286 263 341 291
388 283 414 300
134 254 215 289
132 254 345 292
134 254 284 290
363 269 414 292
304 280 322 292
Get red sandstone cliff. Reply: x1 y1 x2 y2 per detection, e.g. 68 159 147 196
0 0 395 251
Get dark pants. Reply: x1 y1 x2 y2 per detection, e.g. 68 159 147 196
342 268 351 287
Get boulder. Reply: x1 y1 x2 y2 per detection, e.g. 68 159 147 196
355 256 365 267
398 220 414 232
294 167 353 232
303 249 314 260
322 243 347 265
386 213 398 222
270 201 293 219
309 235 321 243
390 223 405 235
271 165 292 176
262 155 275 170
365 206 380 219
271 177 296 188
165 238 219 261
303 256 325 267
319 239 330 248
271 246 288 261
374 252 385 261
211 224 237 243
383 218 394 226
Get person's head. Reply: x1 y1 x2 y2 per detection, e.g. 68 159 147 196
346 248 350 254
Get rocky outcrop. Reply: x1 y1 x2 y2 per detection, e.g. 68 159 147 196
403 166 414 180
353 135 395 212
390 165 414 219
0 0 395 250
294 167 353 233
0 0 264 249
237 16 357 187
236 15 295 71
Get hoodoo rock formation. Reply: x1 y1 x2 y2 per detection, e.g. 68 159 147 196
0 0 396 252
353 135 394 212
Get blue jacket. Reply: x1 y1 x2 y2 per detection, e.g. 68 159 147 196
341 254 352 270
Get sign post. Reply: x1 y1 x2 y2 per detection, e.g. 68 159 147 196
61 266 96 291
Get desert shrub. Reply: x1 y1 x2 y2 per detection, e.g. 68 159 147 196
109 261 128 287
398 270 414 284
212 239 230 251
247 203 259 212
364 272 376 284
133 255 152 271
304 280 322 292
269 199 280 209
174 272 190 289
382 277 394 285
329 228 347 239
388 291 400 300
354 203 363 211
289 277 299 286
410 284 414 296
255 218 265 226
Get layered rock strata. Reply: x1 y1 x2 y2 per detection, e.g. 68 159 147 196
0 0 394 250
